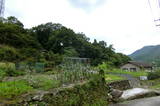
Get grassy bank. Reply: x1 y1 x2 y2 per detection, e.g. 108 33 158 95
0 81 33 99
105 74 125 83
151 84 160 89
106 69 148 77
141 78 160 90
29 76 109 106
0 75 109 106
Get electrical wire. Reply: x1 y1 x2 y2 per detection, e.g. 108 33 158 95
148 0 160 27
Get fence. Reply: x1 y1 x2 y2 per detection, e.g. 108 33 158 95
15 62 45 73
0 60 100 88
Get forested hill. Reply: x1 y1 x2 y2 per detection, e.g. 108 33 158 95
129 45 160 66
0 16 131 66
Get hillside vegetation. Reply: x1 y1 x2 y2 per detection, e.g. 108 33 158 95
0 16 130 66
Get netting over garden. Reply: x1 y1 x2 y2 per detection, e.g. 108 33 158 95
55 57 98 86
16 62 45 73
63 57 90 65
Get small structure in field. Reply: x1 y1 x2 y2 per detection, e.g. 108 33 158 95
120 61 152 71
63 57 90 65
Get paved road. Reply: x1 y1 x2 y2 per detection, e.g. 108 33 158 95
110 96 160 106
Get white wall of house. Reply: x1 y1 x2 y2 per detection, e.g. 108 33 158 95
121 63 140 71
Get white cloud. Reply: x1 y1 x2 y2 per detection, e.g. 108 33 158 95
4 0 160 55
68 0 106 12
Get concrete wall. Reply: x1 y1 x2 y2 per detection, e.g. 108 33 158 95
121 63 140 71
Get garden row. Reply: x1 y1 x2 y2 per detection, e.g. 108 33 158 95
0 61 99 100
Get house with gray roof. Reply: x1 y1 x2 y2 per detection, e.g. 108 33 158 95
120 61 152 71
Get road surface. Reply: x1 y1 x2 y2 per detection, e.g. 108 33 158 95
110 96 160 106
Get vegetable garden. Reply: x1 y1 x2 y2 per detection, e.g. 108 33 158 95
0 58 99 99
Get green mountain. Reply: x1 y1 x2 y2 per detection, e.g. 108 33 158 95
129 45 160 66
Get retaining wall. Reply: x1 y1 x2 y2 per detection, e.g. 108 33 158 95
107 80 132 90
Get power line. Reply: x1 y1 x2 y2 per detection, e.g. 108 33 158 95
158 0 160 8
148 0 160 27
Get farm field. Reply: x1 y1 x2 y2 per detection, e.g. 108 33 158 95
0 62 101 102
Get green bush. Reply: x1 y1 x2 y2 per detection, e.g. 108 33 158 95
0 45 21 62
19 48 40 60
44 52 63 65
0 62 16 69
0 62 25 76
0 69 6 81
98 62 113 70
148 70 160 80
0 62 16 76
0 69 6 76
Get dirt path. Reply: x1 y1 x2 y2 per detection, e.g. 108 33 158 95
110 96 160 106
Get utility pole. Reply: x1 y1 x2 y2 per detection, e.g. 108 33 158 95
0 0 5 17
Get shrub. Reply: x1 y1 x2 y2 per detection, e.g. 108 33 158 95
44 52 63 65
0 62 24 76
0 62 16 70
0 69 6 76
0 69 6 81
0 62 16 76
0 45 21 62
19 48 40 60
98 62 113 70
148 70 160 80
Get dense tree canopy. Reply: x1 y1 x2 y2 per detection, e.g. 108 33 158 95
0 16 131 66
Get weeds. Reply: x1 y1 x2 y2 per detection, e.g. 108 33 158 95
0 81 33 98
105 74 125 82
21 74 60 90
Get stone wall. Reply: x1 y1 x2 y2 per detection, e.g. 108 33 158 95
16 76 108 106
107 80 132 90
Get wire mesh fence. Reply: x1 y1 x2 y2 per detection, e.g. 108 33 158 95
15 62 45 73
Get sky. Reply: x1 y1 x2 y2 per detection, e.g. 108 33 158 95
4 0 160 55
